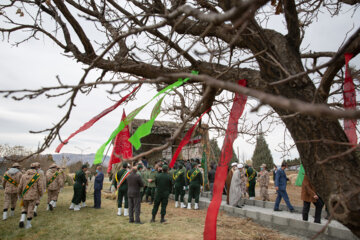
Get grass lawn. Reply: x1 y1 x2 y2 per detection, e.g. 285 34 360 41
0 183 299 240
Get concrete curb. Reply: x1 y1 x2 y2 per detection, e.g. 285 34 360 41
170 193 358 240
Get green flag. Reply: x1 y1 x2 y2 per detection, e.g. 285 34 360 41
128 95 165 150
201 144 208 187
295 164 305 186
93 71 198 164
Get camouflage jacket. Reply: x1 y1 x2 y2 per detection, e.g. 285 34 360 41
18 169 43 201
3 168 22 194
258 170 269 187
46 168 62 191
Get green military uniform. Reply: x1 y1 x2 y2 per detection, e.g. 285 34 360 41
168 167 176 193
72 170 87 205
145 168 156 203
151 165 172 223
173 165 186 207
187 164 203 209
112 168 129 209
246 167 257 199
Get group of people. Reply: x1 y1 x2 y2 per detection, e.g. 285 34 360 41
2 162 66 229
105 159 204 224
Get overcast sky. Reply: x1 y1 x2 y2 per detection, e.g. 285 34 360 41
0 4 359 165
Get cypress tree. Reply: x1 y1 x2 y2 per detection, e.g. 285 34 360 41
251 134 274 171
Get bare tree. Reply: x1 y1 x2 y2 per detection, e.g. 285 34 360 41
1 0 360 236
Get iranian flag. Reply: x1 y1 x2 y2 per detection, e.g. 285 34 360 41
107 110 133 173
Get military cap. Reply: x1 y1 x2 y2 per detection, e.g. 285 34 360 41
191 162 197 167
137 164 143 170
12 163 21 168
162 165 168 171
81 164 88 169
122 162 128 168
30 162 37 168
49 163 57 169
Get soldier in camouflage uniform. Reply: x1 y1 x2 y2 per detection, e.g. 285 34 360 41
33 162 46 217
145 165 156 204
258 163 270 201
46 164 62 211
2 163 22 220
18 163 43 229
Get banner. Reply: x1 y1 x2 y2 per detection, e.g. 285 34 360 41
169 108 210 168
128 96 165 150
201 144 208 187
94 71 198 164
55 84 141 153
343 53 357 146
203 79 247 240
107 110 133 173
295 164 305 186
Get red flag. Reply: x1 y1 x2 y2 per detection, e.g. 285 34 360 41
107 110 133 173
55 84 140 153
343 53 357 145
203 79 247 240
169 108 210 168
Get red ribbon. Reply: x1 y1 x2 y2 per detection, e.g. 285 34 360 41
107 110 133 173
55 84 141 153
203 79 247 240
169 108 210 168
343 53 357 146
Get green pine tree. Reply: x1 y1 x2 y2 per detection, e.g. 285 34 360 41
251 134 274 171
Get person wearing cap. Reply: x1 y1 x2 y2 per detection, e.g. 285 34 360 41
229 163 244 207
274 162 295 212
46 163 62 211
34 162 46 217
257 163 270 201
173 163 187 208
112 162 130 216
127 166 144 223
18 162 43 229
2 162 22 220
225 162 238 204
151 164 172 223
245 163 257 200
145 165 157 205
69 164 88 211
186 162 203 210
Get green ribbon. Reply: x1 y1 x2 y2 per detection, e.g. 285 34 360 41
94 71 198 164
295 164 305 186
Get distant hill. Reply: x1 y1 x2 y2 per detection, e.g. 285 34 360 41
52 153 110 167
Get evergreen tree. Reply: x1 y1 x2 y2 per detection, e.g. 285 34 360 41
251 134 274 171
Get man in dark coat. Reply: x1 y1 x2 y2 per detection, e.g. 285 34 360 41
274 162 295 212
70 165 87 211
93 166 104 209
151 165 172 223
127 166 144 224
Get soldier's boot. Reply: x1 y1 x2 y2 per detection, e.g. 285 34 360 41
194 203 199 210
81 202 87 208
175 201 179 208
10 209 15 217
34 205 38 216
69 203 75 210
25 218 32 229
117 208 122 216
49 202 54 211
2 210 7 220
53 201 57 208
124 208 129 216
180 202 186 208
19 212 26 228
187 203 192 210
150 215 155 222
160 215 166 223
74 205 81 211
